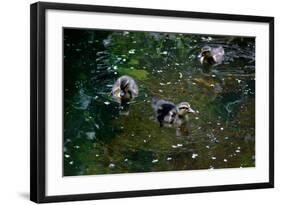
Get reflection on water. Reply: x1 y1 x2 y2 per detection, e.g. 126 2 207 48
63 29 255 176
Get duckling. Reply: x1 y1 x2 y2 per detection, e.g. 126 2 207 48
151 97 178 127
199 46 224 71
111 75 138 115
173 102 195 136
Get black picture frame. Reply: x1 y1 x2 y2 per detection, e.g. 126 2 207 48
30 2 274 203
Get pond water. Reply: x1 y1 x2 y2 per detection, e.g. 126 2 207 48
63 28 255 176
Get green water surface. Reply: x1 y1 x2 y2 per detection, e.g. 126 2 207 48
63 28 255 176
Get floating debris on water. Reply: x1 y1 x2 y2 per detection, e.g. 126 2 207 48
124 158 128 162
152 159 159 163
202 36 213 41
211 156 216 160
236 149 240 153
223 159 228 162
171 144 183 149
108 163 115 168
192 153 198 159
104 101 110 105
65 154 70 158
220 127 224 130
128 49 136 54
86 132 96 140
167 157 172 161
179 72 183 79
69 161 74 165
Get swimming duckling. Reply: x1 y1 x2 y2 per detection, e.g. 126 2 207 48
151 97 178 127
173 102 195 136
199 46 224 71
111 75 138 115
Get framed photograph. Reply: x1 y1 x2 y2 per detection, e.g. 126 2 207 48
30 2 274 203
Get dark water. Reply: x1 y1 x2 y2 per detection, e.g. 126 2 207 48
63 28 255 176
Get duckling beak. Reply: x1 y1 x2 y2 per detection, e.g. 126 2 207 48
188 107 195 114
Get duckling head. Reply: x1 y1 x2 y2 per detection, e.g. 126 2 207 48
116 75 138 100
119 78 130 98
199 46 217 73
200 46 212 59
177 102 195 117
111 76 138 116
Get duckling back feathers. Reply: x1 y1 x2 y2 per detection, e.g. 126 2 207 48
152 97 178 126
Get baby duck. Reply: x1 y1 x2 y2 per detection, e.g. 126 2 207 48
151 97 178 127
173 102 195 136
199 46 224 70
111 75 138 115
